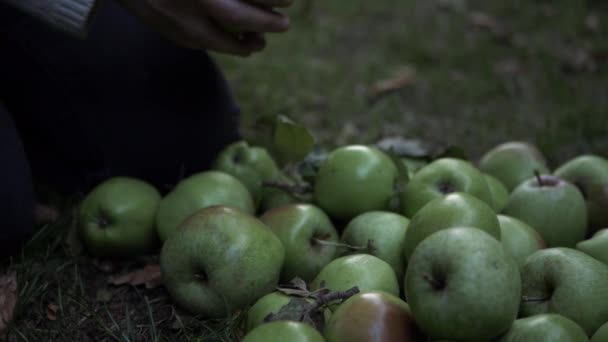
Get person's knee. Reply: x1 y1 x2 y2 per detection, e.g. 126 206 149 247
0 107 35 257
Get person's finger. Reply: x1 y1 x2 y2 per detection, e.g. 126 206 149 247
247 0 294 8
239 32 267 51
201 0 290 33
184 17 264 56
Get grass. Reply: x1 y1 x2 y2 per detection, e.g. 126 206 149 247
3 0 608 341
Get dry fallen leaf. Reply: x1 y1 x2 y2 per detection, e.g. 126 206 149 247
0 272 17 337
93 259 118 273
585 13 600 34
47 303 59 321
368 66 415 100
108 264 162 289
35 204 60 226
563 48 597 73
493 59 523 76
470 11 510 41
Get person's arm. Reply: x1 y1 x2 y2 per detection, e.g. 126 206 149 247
2 0 99 37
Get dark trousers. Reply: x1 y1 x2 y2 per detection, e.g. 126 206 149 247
0 0 241 256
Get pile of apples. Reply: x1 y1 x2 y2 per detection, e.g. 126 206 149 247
77 140 608 342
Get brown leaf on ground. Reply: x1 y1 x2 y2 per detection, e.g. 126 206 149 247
368 66 415 101
35 204 60 225
47 303 59 321
585 13 600 34
470 11 510 41
108 264 162 289
93 259 118 273
493 59 524 76
562 48 597 73
0 272 17 337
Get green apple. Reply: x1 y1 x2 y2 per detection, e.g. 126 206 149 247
577 229 608 265
247 292 292 332
156 171 254 241
400 158 493 217
484 173 509 212
78 177 161 257
478 141 550 191
591 321 608 342
242 321 325 342
310 254 400 300
496 314 589 342
503 175 587 248
213 140 279 206
260 204 339 283
313 145 398 222
554 155 608 234
498 214 546 268
160 206 284 318
405 227 521 342
403 192 501 260
520 248 608 335
246 292 331 333
340 211 409 281
324 291 425 342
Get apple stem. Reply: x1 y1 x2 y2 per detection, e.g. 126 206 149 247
534 169 544 187
311 238 375 254
310 286 360 309
521 295 551 303
422 273 444 290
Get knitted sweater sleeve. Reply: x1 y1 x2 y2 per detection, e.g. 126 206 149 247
2 0 99 37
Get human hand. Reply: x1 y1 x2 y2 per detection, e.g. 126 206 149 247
117 0 292 56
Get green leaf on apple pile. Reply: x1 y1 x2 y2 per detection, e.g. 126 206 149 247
263 297 326 332
242 115 315 167
273 115 315 166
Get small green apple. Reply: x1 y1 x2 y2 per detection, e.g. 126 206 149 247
78 177 161 257
405 227 521 342
260 204 339 283
577 229 608 266
242 321 325 342
156 171 254 241
403 192 501 260
313 145 398 222
324 291 425 342
401 158 493 217
591 321 608 342
503 175 587 248
478 141 550 191
310 254 400 301
160 206 284 318
484 173 509 212
498 214 546 268
213 140 279 206
554 155 608 234
520 248 608 335
340 211 409 280
247 292 292 332
496 314 589 342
